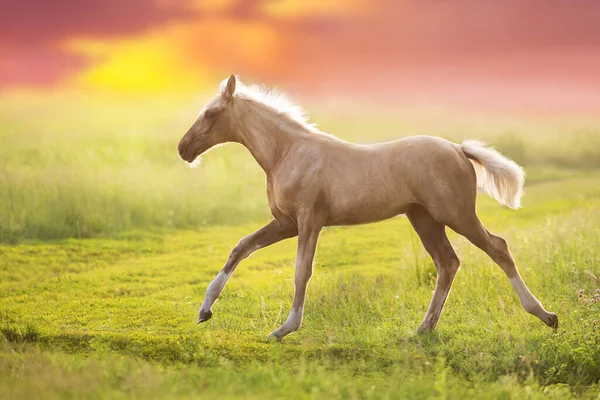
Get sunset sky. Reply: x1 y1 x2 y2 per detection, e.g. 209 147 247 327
2 0 600 110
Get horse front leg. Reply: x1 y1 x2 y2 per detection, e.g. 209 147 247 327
197 219 297 323
267 217 323 341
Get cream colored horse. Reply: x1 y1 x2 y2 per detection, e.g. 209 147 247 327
177 75 558 341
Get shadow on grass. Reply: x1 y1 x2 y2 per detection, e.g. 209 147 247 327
1 323 40 344
3 321 599 389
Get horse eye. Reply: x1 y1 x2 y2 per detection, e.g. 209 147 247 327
205 110 215 119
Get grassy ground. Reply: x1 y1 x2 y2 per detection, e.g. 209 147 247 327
1 92 600 398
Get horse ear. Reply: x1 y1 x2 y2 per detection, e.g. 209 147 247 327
223 74 236 99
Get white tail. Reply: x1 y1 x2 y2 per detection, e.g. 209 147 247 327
461 139 525 209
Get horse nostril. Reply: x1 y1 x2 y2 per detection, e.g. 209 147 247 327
178 142 186 158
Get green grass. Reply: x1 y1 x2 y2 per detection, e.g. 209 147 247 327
2 92 600 242
1 92 600 398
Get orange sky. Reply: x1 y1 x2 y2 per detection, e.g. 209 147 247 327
2 0 600 110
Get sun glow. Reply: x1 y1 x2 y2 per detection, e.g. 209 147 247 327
55 0 362 93
63 33 214 92
62 17 281 93
2 0 598 113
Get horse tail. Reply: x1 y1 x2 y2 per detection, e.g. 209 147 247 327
461 139 525 209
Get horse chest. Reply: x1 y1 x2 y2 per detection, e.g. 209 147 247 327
266 180 303 221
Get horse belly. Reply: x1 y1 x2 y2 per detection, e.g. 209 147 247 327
325 186 410 226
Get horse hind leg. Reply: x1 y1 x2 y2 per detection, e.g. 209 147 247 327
450 214 558 329
407 205 461 333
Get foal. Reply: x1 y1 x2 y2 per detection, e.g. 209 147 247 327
178 75 558 341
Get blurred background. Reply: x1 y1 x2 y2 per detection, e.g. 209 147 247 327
3 0 600 110
1 0 600 242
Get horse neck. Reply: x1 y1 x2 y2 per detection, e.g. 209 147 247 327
234 102 307 174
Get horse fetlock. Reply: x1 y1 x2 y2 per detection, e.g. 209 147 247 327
266 331 284 342
521 299 543 316
417 309 440 334
267 320 301 341
416 323 434 334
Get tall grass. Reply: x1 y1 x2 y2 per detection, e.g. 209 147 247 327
1 92 599 242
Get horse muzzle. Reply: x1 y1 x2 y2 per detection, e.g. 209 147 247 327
177 138 195 162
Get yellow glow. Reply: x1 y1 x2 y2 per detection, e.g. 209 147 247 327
55 0 360 93
64 30 214 92
63 17 281 93
262 0 366 17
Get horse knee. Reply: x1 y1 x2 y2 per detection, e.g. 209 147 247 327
438 248 460 274
223 238 252 273
233 237 253 257
448 254 460 273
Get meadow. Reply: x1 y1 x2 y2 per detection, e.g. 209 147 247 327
1 91 600 399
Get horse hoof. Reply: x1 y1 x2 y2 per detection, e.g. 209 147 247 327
416 325 433 335
545 312 558 329
266 332 283 342
197 310 213 323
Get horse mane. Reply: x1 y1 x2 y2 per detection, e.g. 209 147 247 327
220 77 317 132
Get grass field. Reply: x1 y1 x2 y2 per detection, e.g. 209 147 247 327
1 92 600 399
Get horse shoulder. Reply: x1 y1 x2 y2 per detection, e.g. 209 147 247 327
268 143 327 217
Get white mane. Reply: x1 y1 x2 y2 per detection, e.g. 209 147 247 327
220 78 316 131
